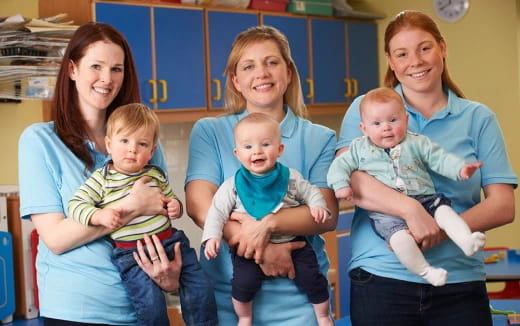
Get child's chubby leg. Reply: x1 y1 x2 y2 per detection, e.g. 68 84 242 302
434 205 486 256
232 298 253 326
312 300 334 326
389 229 448 286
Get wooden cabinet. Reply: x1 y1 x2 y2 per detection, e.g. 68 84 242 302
39 0 379 121
311 18 378 105
336 209 354 318
206 9 259 109
346 21 379 99
95 2 207 111
311 18 347 104
262 13 378 112
261 14 311 104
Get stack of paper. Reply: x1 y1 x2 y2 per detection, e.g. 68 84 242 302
0 13 78 100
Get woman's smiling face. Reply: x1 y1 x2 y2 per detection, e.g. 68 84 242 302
231 39 291 113
386 28 446 95
69 40 125 116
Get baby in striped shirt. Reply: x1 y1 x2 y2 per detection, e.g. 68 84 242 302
68 103 217 326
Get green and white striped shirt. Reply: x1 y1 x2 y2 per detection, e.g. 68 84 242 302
68 162 176 242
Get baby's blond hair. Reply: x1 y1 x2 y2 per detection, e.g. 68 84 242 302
106 103 160 144
234 112 281 141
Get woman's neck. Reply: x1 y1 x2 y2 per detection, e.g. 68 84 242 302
402 86 448 120
84 114 107 155
247 105 286 122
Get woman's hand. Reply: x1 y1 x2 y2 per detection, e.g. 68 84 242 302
133 234 182 292
399 199 445 251
259 241 305 279
350 171 445 251
121 176 168 218
228 212 272 264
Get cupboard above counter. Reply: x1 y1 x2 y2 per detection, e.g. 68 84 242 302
39 0 379 122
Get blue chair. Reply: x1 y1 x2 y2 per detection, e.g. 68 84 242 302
0 231 16 322
337 210 353 319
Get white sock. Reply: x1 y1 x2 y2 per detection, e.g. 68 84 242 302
389 230 447 286
434 205 486 256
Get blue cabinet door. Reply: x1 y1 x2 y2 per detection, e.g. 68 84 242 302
207 11 258 109
262 15 310 104
347 21 379 98
311 19 348 104
95 3 154 107
154 7 206 109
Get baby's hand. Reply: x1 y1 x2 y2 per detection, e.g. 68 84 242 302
90 207 123 230
204 238 221 260
335 186 353 201
311 206 330 224
460 162 483 179
167 198 182 220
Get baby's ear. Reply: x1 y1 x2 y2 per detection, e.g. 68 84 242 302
359 122 368 136
151 143 158 154
105 136 112 154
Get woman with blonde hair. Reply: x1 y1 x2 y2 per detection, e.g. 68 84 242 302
185 25 338 325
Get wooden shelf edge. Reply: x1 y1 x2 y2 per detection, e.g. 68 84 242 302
155 109 225 123
307 104 350 116
42 104 350 123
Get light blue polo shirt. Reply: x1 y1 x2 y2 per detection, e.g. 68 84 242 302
18 121 167 325
337 85 518 283
185 107 336 325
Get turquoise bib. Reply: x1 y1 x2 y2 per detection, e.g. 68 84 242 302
234 162 290 220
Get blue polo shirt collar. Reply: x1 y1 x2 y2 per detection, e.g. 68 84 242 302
396 84 461 123
238 105 296 138
85 139 111 168
280 105 296 138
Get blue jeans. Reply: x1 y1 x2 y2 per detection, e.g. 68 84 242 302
112 229 218 326
349 268 492 326
369 193 451 242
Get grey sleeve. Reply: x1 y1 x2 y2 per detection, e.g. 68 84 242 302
201 178 238 244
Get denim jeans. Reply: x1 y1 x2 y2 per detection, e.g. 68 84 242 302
349 268 492 326
369 194 452 242
112 229 218 326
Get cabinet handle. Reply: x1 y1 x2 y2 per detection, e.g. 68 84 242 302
159 80 167 103
344 78 352 98
212 78 221 101
306 78 314 99
148 80 157 103
351 78 359 97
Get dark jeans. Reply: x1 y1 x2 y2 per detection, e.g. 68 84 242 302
44 318 114 326
231 237 329 304
112 229 218 326
349 267 492 326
